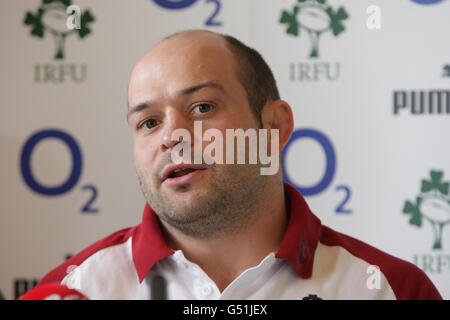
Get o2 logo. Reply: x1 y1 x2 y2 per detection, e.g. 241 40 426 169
282 128 353 214
411 0 446 4
20 129 99 214
152 0 222 26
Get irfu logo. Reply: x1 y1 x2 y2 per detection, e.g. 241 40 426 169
403 170 450 250
24 0 95 60
280 0 349 58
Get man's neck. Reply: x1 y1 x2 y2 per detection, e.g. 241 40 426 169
159 181 288 292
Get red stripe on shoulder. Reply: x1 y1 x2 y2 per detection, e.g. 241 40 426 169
37 227 135 286
320 225 442 300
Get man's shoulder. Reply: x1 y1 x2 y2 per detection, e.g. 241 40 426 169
37 226 136 286
319 225 442 299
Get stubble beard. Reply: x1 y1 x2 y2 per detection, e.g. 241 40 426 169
137 163 267 240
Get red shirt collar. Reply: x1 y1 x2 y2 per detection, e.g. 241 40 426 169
132 183 322 283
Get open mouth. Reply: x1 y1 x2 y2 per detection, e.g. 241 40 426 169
168 167 197 179
162 164 207 187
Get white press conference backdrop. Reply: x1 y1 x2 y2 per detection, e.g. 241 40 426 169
0 0 449 299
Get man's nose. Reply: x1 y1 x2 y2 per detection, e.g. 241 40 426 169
161 109 192 151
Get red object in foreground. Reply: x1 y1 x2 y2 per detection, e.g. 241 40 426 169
18 283 88 300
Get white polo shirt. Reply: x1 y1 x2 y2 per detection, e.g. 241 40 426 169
37 184 442 300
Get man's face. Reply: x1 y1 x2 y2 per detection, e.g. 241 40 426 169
127 32 266 238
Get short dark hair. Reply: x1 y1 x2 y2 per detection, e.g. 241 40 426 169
162 30 280 124
221 34 280 123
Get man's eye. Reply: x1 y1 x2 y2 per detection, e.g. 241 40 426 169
141 119 159 130
193 103 213 114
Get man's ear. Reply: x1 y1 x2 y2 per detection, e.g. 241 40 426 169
260 100 294 151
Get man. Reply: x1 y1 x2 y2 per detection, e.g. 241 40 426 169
37 30 441 299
